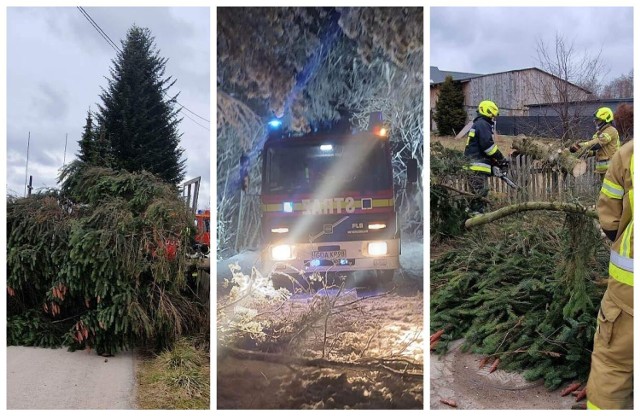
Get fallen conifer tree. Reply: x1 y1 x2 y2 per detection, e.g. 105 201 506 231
430 142 473 240
431 213 608 390
7 162 208 355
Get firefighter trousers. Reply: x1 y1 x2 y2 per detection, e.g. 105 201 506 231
586 288 634 410
467 172 489 213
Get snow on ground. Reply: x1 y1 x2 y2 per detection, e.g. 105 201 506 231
217 290 423 409
216 240 424 409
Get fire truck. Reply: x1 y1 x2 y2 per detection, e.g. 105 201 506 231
259 114 416 283
194 209 210 252
181 177 210 255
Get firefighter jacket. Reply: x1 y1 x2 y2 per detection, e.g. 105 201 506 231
463 115 505 174
580 124 620 174
598 139 633 310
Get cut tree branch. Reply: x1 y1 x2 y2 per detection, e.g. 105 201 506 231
465 202 597 229
512 137 587 177
433 183 492 204
219 346 423 380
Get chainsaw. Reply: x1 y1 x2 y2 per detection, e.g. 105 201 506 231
492 166 519 189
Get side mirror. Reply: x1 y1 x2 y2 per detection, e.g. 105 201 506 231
368 111 384 132
406 158 418 184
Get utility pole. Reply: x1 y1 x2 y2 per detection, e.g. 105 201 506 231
63 133 68 166
24 132 30 197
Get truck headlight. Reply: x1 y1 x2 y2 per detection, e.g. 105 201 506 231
368 241 387 256
368 222 386 230
271 244 293 261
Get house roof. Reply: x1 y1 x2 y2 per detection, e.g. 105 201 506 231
430 66 482 84
526 97 634 107
476 67 593 94
430 66 593 95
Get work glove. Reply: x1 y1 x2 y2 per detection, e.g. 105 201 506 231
498 159 509 169
569 143 581 153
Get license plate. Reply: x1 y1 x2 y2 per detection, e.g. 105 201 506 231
311 250 346 259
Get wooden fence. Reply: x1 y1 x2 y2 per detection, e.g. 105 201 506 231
451 155 601 205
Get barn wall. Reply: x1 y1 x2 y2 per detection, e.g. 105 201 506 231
463 69 591 118
527 100 634 117
430 68 594 133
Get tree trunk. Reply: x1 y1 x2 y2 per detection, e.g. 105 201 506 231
219 346 424 379
464 202 597 229
512 137 587 177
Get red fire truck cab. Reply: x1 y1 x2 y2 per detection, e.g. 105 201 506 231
195 209 210 252
260 124 400 280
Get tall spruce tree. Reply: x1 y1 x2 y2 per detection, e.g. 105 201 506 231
434 75 467 136
93 126 115 168
77 111 97 164
97 25 185 185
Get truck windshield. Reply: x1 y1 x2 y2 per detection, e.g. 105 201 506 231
264 138 392 194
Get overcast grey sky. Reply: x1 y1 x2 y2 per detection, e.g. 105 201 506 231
7 7 210 208
431 7 633 85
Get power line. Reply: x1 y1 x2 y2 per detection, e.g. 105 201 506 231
76 7 210 128
24 132 30 197
175 99 210 123
180 109 210 130
78 7 120 53
77 7 120 53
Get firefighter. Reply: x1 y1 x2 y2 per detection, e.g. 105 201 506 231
569 107 620 178
586 139 633 410
463 100 509 215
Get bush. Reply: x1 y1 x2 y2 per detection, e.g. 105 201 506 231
433 76 467 136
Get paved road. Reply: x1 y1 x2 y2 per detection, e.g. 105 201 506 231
430 340 576 410
7 346 136 410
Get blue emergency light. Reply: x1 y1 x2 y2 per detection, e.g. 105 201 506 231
268 119 282 128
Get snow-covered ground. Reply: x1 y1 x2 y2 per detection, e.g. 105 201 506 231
216 239 424 409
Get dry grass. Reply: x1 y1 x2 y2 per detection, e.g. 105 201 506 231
136 338 210 410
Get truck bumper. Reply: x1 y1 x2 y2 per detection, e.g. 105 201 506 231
262 238 400 275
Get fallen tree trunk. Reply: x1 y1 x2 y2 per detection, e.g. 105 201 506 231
220 346 423 379
512 137 587 177
465 202 597 229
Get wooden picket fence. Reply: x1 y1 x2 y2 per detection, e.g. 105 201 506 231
452 155 601 205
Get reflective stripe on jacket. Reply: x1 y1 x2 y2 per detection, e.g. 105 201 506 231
597 140 633 306
581 124 620 173
464 115 503 174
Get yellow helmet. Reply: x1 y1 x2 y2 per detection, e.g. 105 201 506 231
478 100 499 118
594 107 614 124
